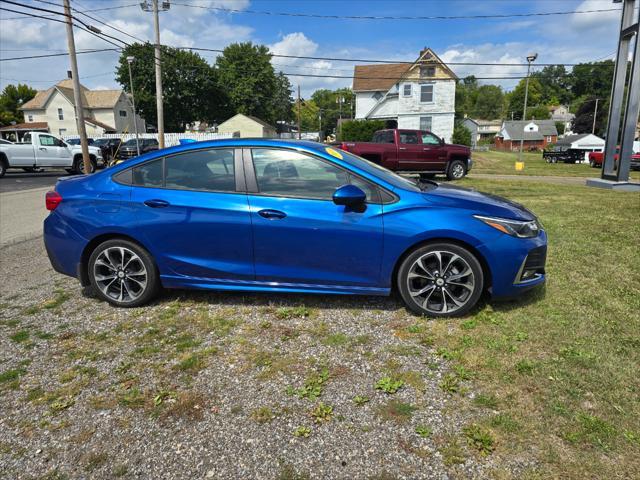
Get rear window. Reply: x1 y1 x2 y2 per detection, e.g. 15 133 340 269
372 131 394 144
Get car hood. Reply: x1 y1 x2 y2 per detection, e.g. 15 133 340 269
422 182 536 221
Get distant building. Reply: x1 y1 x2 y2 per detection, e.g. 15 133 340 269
461 118 502 148
549 105 575 135
495 120 558 151
353 48 457 143
217 113 277 138
19 78 145 138
554 133 605 162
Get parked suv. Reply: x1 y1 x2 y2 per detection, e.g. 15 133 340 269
118 138 159 160
339 129 472 180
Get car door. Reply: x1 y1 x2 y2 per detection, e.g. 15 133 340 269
396 130 423 170
420 132 447 170
36 134 68 167
127 147 254 281
244 147 384 288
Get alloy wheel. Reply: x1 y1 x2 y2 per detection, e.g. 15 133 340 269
452 163 465 178
406 250 475 314
93 246 147 303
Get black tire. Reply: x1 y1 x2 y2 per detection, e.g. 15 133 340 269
397 243 484 318
72 155 97 174
589 158 596 168
446 159 467 180
0 158 6 178
88 238 160 307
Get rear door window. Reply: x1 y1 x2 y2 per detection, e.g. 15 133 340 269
165 149 236 192
399 131 419 144
132 158 163 187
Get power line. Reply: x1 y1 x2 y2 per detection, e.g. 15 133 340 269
171 2 621 21
71 0 149 44
180 46 614 68
0 1 138 19
0 48 120 62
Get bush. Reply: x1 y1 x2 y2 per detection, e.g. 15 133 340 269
452 122 472 146
338 120 386 142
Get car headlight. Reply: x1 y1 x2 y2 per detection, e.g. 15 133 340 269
474 215 540 238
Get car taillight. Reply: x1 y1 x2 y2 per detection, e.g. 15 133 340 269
46 190 62 211
340 142 349 151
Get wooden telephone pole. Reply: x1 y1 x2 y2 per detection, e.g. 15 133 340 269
297 85 301 140
62 0 91 173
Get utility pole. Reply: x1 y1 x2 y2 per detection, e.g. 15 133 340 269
127 56 140 156
62 0 91 173
591 98 599 135
297 85 301 140
518 53 537 166
141 0 169 149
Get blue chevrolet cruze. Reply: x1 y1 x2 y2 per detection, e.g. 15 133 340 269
43 139 546 317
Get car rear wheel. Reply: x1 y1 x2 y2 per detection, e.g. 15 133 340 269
446 160 467 180
397 243 484 318
88 239 160 307
0 159 6 178
72 156 97 174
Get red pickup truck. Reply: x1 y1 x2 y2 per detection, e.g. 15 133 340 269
589 146 640 170
338 129 472 180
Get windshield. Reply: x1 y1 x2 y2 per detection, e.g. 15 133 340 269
93 139 108 146
339 150 420 192
122 139 138 146
66 138 80 145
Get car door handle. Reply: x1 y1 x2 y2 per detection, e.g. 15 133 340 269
39 147 47 150
258 209 286 219
399 147 407 150
144 199 170 208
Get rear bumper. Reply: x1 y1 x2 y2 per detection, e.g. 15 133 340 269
43 212 85 281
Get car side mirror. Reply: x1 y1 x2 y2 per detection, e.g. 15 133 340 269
333 184 366 209
439 137 445 146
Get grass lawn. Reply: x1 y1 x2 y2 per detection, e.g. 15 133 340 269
431 177 640 478
472 149 640 180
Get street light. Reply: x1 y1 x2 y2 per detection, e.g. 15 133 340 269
126 55 140 156
518 52 537 166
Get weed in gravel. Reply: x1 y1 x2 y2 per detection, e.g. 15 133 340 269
293 425 312 438
58 369 77 384
89 395 117 410
251 406 277 424
158 302 181 321
563 412 617 450
490 414 521 433
310 402 333 423
43 289 70 310
276 463 311 480
386 345 422 357
463 423 495 455
38 468 69 480
174 334 202 352
473 393 499 409
159 391 207 422
112 464 128 477
289 367 329 400
322 332 349 347
375 376 404 394
439 374 460 394
0 367 26 389
118 388 146 408
83 451 109 472
515 359 536 375
415 425 433 438
439 438 466 466
376 400 417 423
175 347 217 373
23 305 41 315
353 395 370 406
275 305 313 320
1 318 20 327
9 329 30 343
397 370 426 393
26 386 45 402
49 397 75 413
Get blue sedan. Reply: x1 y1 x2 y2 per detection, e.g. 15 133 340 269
43 139 546 317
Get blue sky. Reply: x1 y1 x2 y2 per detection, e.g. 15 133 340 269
0 0 623 97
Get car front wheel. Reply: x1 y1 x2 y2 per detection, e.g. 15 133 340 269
447 160 467 180
88 239 160 307
397 243 484 318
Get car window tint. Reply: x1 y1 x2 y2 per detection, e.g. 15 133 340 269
39 135 57 146
165 149 235 192
421 133 440 145
133 158 163 187
399 132 419 144
349 175 380 203
252 148 349 200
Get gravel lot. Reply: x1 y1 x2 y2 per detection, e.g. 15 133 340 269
0 237 525 479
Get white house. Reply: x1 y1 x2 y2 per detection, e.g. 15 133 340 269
217 113 277 138
19 78 145 137
462 118 502 148
353 48 457 142
554 133 605 162
549 105 575 135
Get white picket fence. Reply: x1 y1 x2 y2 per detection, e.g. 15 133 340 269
63 132 233 147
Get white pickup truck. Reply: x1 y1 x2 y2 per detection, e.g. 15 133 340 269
0 132 103 178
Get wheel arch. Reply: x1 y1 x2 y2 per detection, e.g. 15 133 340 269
390 237 492 293
0 152 8 166
78 233 154 286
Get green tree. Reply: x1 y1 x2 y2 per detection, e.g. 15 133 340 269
555 121 565 135
570 61 615 100
455 75 479 119
216 42 284 124
452 122 472 146
472 85 503 119
0 83 37 126
572 96 607 136
115 43 227 131
339 119 385 141
272 72 294 124
295 98 320 132
531 65 572 105
310 87 354 135
507 78 543 120
525 105 551 120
